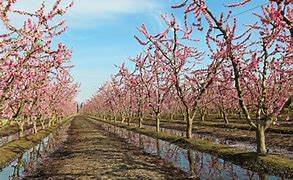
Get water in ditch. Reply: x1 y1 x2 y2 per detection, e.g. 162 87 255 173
0 136 50 179
0 123 70 179
97 121 288 179
142 124 293 159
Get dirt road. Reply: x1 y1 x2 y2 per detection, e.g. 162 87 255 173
25 116 188 179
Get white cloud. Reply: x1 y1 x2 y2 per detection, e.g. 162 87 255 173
3 0 162 29
67 0 162 28
10 0 161 14
69 0 161 17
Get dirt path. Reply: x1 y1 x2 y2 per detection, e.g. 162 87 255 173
24 116 188 179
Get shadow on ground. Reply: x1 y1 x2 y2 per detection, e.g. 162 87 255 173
24 116 190 179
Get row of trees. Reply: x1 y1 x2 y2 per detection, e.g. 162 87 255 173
0 0 78 136
82 0 292 154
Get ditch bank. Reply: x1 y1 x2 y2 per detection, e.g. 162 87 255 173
24 115 189 179
132 120 293 157
86 116 293 178
0 116 74 170
126 118 293 155
141 118 293 134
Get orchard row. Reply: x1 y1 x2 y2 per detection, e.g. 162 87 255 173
0 0 78 134
82 0 292 154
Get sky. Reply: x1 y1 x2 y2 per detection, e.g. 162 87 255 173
6 0 266 103
64 0 178 103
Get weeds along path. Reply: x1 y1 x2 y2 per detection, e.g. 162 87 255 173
24 115 188 179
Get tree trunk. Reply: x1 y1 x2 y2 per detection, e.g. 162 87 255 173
238 111 242 120
256 125 267 154
155 112 160 132
221 109 229 124
121 114 125 123
48 119 53 127
139 116 143 128
18 121 24 138
40 121 45 129
200 113 205 122
54 117 57 125
170 113 174 121
127 117 131 126
39 119 45 129
200 108 206 122
33 121 38 133
186 116 193 139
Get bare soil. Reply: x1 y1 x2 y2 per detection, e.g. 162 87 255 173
25 116 189 179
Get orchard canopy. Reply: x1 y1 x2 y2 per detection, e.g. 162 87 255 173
0 0 78 133
0 0 292 157
81 0 292 155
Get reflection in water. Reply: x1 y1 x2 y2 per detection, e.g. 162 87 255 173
156 139 160 156
12 154 25 178
143 125 292 158
0 123 70 179
97 122 284 180
1 136 49 180
187 149 197 178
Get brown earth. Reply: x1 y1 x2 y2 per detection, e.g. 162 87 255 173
24 116 189 180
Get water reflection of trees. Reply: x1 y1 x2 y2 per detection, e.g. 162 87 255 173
9 141 45 179
101 123 276 180
1 123 70 179
11 154 26 178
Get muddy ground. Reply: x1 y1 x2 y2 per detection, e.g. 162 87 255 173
24 116 189 179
